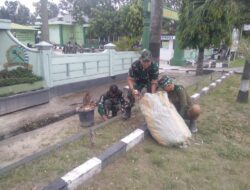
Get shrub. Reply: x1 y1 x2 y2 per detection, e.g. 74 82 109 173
114 36 142 51
0 67 42 87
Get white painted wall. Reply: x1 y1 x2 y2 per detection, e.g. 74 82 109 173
49 49 139 87
49 25 60 44
160 39 174 64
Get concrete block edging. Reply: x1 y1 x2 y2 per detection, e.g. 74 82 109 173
43 125 148 190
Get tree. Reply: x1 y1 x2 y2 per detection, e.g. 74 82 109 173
81 0 143 42
58 0 74 13
149 0 163 63
119 0 143 37
234 0 250 27
4 0 18 21
40 0 49 42
71 0 132 23
0 6 9 19
177 0 237 75
33 1 59 19
0 1 31 24
88 5 117 41
164 0 182 11
236 37 250 103
15 4 30 24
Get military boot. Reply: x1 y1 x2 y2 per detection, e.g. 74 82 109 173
189 120 198 133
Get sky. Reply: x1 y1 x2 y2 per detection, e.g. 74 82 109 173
0 0 60 13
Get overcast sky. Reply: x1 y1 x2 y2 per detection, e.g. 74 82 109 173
0 0 60 13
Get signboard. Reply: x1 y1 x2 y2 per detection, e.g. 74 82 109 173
161 35 175 41
146 2 179 21
243 24 250 31
163 7 179 21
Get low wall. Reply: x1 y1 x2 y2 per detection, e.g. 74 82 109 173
0 88 49 115
50 73 127 97
49 47 139 87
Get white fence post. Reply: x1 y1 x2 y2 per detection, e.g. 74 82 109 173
104 43 116 77
36 41 53 87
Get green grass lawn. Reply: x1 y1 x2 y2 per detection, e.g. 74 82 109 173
229 58 245 68
79 75 250 190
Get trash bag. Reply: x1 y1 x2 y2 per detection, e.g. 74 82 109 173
139 91 191 146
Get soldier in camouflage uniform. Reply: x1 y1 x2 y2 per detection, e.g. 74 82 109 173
124 49 159 119
98 85 126 121
158 75 201 133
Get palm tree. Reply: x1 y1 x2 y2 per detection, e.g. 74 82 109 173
40 0 49 42
149 0 163 64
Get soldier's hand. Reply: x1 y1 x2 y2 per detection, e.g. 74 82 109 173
132 89 139 96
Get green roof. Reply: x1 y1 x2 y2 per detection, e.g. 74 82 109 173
11 23 37 31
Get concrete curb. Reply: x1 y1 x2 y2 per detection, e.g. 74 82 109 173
43 124 148 190
43 71 235 190
0 116 121 176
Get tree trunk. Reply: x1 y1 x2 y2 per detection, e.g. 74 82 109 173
196 48 204 75
41 0 49 42
149 0 163 64
237 59 250 103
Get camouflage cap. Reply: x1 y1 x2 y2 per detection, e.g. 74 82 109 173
140 49 152 61
158 75 174 88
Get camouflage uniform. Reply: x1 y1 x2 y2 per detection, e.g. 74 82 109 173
158 76 200 133
98 88 126 118
128 60 159 105
166 85 192 119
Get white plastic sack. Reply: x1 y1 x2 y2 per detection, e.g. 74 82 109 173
139 91 191 146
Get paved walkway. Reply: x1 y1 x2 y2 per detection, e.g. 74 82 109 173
0 79 127 139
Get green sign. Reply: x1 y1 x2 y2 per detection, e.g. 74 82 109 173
142 0 179 49
163 7 179 21
147 2 179 20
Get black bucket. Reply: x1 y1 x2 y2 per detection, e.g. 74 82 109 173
78 109 95 127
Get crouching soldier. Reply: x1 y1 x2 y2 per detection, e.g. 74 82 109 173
98 85 126 121
158 75 201 133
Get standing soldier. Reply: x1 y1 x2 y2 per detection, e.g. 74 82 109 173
98 85 126 121
124 49 159 119
158 75 201 133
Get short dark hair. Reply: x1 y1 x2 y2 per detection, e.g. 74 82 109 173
110 85 118 93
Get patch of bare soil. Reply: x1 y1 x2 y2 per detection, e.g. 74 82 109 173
0 110 103 169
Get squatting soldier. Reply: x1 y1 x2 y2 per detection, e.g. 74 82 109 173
124 49 159 119
158 75 201 133
98 85 126 121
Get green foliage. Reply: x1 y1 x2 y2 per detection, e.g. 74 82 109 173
72 0 131 22
0 67 42 87
120 1 143 37
114 36 141 51
162 19 178 34
177 0 237 49
0 1 31 24
73 0 143 43
88 5 119 39
164 0 182 11
234 0 250 27
33 1 59 19
230 58 245 68
238 37 250 60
